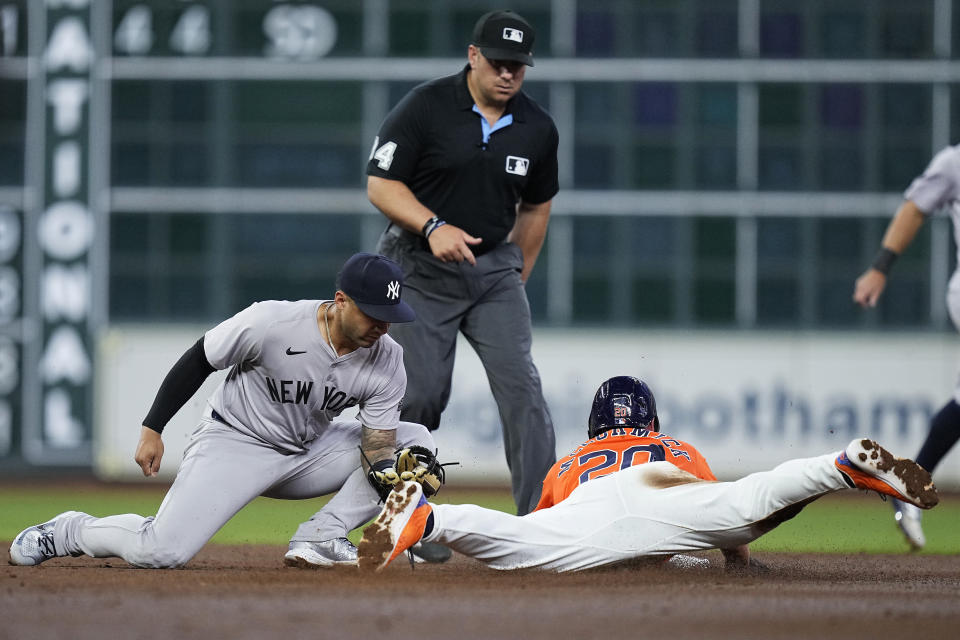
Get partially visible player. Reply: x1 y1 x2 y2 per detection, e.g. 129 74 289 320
853 144 960 549
358 376 939 573
9 253 434 569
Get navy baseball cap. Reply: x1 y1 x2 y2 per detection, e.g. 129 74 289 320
336 253 416 323
472 10 536 67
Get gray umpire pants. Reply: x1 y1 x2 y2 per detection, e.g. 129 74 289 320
378 227 557 515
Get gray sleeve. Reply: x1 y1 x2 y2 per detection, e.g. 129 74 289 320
203 302 274 369
357 343 406 431
904 146 960 214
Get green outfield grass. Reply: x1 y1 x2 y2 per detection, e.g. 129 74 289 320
1 485 957 554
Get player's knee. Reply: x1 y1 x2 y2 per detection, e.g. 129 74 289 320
133 545 193 569
128 530 196 568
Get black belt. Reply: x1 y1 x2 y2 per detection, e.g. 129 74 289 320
210 409 233 427
388 224 503 257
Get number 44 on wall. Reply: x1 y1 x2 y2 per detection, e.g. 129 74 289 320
114 4 210 56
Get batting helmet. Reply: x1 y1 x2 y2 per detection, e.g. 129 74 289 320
587 376 659 439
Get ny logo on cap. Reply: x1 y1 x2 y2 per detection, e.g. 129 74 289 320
503 27 524 43
387 280 400 300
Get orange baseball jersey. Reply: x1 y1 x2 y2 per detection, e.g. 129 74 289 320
534 428 716 511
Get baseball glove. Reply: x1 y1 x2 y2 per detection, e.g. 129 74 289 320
365 446 457 501
395 445 451 497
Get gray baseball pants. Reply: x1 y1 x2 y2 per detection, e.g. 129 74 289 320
378 228 557 514
52 413 433 568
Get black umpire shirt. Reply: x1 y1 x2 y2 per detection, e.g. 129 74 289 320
367 64 560 256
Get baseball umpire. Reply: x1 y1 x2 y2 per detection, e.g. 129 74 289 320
358 376 938 573
9 253 441 569
366 9 559 521
853 143 960 550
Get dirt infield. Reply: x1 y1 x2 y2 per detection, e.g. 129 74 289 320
3 546 958 640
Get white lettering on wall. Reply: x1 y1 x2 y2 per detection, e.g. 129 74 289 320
44 388 84 446
44 17 93 71
0 266 19 321
46 80 88 135
0 206 21 263
38 201 93 261
41 326 90 384
53 141 81 197
0 339 18 395
46 0 91 8
42 264 89 322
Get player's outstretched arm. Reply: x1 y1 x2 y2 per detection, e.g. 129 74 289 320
853 200 927 308
134 426 164 477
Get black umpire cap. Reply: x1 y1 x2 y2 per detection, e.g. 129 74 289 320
472 10 536 67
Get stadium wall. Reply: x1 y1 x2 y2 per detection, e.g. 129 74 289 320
95 326 960 490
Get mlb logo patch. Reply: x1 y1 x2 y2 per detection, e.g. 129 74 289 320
503 27 524 43
505 155 529 176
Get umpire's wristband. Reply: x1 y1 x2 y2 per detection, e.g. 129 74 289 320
421 216 446 239
871 247 899 275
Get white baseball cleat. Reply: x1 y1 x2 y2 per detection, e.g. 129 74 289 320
891 498 926 550
834 439 938 509
9 511 81 566
283 538 358 568
357 481 432 572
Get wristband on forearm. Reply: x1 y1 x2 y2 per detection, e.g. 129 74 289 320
871 247 899 275
421 216 447 238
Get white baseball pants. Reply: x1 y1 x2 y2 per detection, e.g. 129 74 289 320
424 452 848 572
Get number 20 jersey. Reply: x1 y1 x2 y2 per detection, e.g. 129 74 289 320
534 428 717 511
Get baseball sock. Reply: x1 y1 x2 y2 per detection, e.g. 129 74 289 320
915 398 960 473
423 511 435 538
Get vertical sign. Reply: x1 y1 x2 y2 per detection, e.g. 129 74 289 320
0 206 21 459
24 0 95 463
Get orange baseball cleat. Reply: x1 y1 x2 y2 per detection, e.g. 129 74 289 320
358 481 432 572
835 439 938 510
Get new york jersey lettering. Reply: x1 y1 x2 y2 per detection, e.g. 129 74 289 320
265 376 314 405
320 385 358 412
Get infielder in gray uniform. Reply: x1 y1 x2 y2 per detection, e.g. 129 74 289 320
853 144 960 550
9 253 434 569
